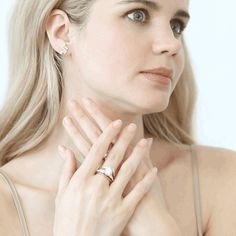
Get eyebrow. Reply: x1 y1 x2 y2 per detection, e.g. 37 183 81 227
116 0 190 20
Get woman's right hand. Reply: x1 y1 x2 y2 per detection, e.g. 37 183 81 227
53 119 157 236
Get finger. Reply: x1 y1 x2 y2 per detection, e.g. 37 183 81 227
109 138 149 197
81 97 111 131
82 98 119 144
63 116 91 157
68 100 102 144
101 123 137 173
123 167 157 211
72 119 123 180
57 145 78 198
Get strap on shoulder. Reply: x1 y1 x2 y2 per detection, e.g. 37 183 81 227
190 145 204 236
0 169 30 236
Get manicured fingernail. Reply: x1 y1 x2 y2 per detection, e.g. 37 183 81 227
128 123 137 132
58 145 66 159
147 138 153 147
113 119 122 128
138 138 148 147
63 117 72 126
152 167 158 174
68 99 77 107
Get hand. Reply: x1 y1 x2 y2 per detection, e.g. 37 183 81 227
62 98 182 236
54 119 157 236
65 98 154 196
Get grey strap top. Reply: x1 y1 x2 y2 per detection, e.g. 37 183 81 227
190 144 204 236
0 144 203 236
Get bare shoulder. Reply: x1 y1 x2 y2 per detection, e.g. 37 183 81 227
194 144 236 235
195 144 236 191
195 144 236 169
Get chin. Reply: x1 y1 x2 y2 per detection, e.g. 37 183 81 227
131 98 170 115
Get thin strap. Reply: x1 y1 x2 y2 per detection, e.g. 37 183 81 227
0 169 30 236
190 145 203 236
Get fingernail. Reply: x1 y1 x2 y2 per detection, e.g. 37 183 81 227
58 145 66 159
147 138 153 148
153 167 158 174
63 117 71 126
113 119 122 128
138 138 148 147
127 123 137 132
68 99 77 108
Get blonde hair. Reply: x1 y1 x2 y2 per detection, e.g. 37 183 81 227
0 0 198 166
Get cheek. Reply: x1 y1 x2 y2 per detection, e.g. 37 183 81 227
176 49 185 80
170 49 185 92
73 24 136 90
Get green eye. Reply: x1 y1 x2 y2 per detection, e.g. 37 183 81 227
127 9 149 23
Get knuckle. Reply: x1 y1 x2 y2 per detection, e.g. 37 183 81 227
92 107 101 116
90 140 103 154
69 125 80 136
137 181 148 193
76 110 86 120
90 180 106 197
108 151 120 162
94 129 102 138
120 162 135 177
120 202 132 215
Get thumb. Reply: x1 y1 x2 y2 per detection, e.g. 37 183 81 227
57 145 78 198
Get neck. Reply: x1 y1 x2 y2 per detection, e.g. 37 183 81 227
16 97 154 193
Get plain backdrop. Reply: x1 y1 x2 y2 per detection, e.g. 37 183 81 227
0 1 235 151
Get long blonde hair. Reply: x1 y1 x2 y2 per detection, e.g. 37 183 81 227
0 0 198 166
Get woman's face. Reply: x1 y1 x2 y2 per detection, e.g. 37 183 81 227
68 0 190 114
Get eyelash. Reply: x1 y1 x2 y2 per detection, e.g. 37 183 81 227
125 8 187 37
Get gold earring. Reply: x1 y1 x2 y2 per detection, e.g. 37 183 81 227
60 43 69 56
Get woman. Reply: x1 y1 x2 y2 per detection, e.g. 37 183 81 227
0 0 236 235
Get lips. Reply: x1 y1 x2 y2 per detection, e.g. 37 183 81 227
141 67 173 80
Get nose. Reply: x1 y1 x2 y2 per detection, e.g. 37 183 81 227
151 27 182 56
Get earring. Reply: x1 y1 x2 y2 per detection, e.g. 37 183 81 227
60 43 69 56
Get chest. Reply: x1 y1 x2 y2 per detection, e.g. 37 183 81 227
17 174 201 236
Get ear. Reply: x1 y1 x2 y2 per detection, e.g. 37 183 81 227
46 9 72 54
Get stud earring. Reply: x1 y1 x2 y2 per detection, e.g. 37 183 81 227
60 43 69 56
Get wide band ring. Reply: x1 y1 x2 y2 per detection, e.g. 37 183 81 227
95 166 116 183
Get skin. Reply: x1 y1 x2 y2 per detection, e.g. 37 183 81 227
1 0 236 235
43 0 189 158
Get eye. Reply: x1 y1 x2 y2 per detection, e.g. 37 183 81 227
170 19 186 37
126 8 149 24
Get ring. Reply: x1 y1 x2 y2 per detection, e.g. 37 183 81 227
95 166 116 184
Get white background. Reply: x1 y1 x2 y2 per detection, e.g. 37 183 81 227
1 1 235 151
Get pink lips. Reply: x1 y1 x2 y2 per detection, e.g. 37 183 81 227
141 67 173 85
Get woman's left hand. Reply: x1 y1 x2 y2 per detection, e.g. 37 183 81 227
61 97 182 236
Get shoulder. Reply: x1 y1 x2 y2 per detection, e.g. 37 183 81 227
195 144 236 168
193 144 236 235
194 144 236 190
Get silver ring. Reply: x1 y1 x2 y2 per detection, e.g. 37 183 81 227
95 166 116 183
